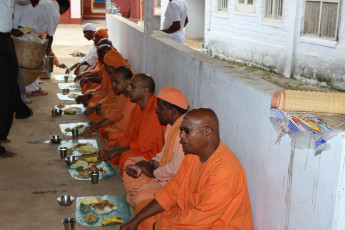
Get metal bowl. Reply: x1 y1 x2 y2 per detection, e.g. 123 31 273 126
57 195 74 206
64 156 79 165
56 109 63 115
51 135 61 144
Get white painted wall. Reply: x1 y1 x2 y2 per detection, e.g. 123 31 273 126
204 0 345 90
71 0 81 19
106 14 345 230
185 0 205 39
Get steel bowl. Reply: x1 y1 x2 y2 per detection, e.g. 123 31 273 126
64 156 79 165
51 135 62 144
57 195 75 207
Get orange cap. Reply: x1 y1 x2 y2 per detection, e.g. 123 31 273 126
104 50 126 68
95 29 108 38
158 87 189 110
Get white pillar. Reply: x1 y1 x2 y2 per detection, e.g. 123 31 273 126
283 0 299 78
142 0 154 73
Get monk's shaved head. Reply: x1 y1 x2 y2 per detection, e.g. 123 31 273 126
134 74 155 93
98 38 112 47
180 108 220 161
184 108 219 134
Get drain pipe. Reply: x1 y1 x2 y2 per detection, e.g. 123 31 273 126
142 0 154 73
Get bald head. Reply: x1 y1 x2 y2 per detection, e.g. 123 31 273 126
134 73 155 93
98 38 113 47
184 108 219 134
180 108 220 161
97 44 112 64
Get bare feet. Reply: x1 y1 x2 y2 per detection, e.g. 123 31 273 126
0 151 16 158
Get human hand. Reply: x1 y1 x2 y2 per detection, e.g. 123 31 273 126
98 146 120 162
95 104 102 116
59 63 67 69
119 219 139 230
84 106 96 116
83 126 95 138
136 160 155 177
74 74 83 82
124 164 143 178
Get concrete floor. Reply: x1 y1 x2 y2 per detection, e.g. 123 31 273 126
0 21 126 230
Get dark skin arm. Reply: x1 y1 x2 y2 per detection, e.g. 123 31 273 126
84 103 102 116
46 34 53 55
83 118 113 138
119 199 164 230
162 16 188 34
76 93 92 106
74 71 96 82
98 143 130 162
136 160 158 178
80 76 102 86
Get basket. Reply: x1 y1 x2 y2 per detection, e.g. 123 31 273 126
271 89 345 114
13 38 48 69
22 66 43 86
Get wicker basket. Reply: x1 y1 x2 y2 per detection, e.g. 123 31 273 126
22 66 43 86
13 38 48 69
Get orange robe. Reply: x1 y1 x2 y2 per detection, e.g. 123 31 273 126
96 94 136 140
81 60 103 94
123 115 186 210
107 94 166 172
87 91 116 124
138 141 254 230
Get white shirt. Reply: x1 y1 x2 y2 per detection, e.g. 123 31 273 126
0 0 14 33
19 0 60 36
163 0 187 44
13 3 33 29
79 44 98 66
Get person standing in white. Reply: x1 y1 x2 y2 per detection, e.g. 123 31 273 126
162 0 188 44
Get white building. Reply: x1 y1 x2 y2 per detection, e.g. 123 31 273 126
161 0 345 90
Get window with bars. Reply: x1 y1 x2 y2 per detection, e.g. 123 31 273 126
263 0 284 21
217 0 228 12
236 0 256 13
303 0 340 40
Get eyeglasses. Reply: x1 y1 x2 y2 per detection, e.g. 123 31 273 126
179 126 214 135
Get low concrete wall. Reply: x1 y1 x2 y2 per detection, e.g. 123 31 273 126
106 14 345 230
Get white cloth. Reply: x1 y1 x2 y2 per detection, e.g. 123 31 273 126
13 3 33 29
151 124 185 186
0 0 14 33
25 78 40 92
19 0 60 36
163 0 187 44
79 44 97 66
83 23 96 32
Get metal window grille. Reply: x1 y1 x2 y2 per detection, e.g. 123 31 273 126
218 0 228 12
238 0 254 5
264 0 284 20
236 0 256 12
303 0 340 40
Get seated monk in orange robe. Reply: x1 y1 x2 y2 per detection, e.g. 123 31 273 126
84 50 130 123
75 45 113 107
119 108 255 230
123 87 189 212
98 74 166 172
82 66 136 141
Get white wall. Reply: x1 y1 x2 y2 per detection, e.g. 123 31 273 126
185 0 205 39
106 14 345 230
204 0 345 90
71 0 81 19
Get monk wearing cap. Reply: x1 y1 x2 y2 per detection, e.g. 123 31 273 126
98 74 166 172
123 86 189 212
67 23 97 75
119 108 254 230
82 65 136 140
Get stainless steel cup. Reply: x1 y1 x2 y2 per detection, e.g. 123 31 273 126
62 88 70 94
51 108 58 117
62 218 75 230
90 171 99 184
71 128 78 139
59 147 68 159
64 75 69 82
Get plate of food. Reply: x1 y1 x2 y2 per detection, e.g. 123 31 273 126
66 161 115 181
57 92 82 101
59 123 91 136
63 106 82 115
58 82 81 90
76 195 131 227
58 139 98 156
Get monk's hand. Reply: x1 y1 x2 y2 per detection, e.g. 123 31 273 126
84 106 96 116
74 74 83 82
95 104 102 116
119 219 139 230
83 126 95 138
124 164 142 178
136 160 155 178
